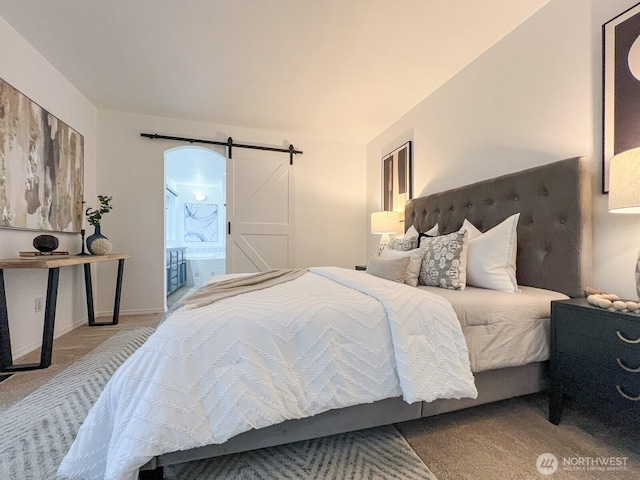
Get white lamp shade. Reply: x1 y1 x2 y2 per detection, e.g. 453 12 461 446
371 211 402 234
609 148 640 214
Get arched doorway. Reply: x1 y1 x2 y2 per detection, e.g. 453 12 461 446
164 146 226 308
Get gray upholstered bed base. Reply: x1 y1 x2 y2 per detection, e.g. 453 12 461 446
141 362 547 472
140 157 591 475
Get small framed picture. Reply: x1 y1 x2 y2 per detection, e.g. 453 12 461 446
381 141 412 211
603 2 640 193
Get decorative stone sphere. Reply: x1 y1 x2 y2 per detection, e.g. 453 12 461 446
33 234 59 252
89 238 112 255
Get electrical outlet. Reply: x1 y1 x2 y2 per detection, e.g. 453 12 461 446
35 297 43 313
194 272 200 278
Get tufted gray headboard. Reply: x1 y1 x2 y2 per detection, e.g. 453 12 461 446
404 157 592 298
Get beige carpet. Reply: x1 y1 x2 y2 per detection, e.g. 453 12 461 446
397 393 640 479
2 313 639 479
0 313 162 412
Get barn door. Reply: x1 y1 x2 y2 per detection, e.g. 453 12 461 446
226 151 294 273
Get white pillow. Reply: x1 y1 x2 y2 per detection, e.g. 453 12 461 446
424 224 439 236
380 247 424 287
460 213 520 292
366 256 410 283
403 225 419 239
404 223 438 239
418 223 440 248
402 223 440 242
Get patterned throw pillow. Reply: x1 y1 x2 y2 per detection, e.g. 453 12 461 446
418 231 468 290
388 237 418 251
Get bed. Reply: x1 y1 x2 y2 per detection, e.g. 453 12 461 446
58 157 591 480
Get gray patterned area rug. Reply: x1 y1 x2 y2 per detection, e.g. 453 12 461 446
164 425 436 479
0 327 437 480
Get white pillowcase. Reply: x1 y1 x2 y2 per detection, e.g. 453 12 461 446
403 225 419 239
380 247 424 287
404 223 439 239
460 213 520 292
424 224 439 237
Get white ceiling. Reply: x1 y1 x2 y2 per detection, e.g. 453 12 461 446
0 0 548 143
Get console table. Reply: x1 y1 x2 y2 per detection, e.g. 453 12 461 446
0 253 131 381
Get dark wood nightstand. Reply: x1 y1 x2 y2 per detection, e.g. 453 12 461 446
549 298 640 424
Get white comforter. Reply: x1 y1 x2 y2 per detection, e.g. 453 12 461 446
58 267 477 480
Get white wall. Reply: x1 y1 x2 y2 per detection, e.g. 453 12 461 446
0 17 97 358
97 110 366 315
367 0 640 300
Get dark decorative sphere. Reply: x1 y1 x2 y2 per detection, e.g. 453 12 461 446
33 234 59 252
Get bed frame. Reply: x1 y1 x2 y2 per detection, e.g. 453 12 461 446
140 156 592 478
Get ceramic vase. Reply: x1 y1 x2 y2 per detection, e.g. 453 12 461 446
86 225 108 255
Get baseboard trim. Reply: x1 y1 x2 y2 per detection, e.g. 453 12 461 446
96 308 165 317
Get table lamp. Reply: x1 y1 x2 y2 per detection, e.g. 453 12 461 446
371 211 402 255
608 147 640 299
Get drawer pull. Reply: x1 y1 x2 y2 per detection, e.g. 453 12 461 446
616 331 640 344
617 358 640 373
616 385 640 401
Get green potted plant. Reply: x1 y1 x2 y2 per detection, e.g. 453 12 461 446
85 195 113 255
85 195 113 227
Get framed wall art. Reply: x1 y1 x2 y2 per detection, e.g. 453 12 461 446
381 141 412 211
184 203 218 242
603 2 640 193
0 77 84 232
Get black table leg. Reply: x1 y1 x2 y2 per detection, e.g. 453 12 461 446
0 267 60 382
87 259 126 326
112 259 125 325
84 263 96 326
0 269 12 372
40 268 60 368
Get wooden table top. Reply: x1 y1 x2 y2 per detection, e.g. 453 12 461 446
0 253 131 269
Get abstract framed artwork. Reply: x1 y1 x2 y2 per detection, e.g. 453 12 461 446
603 2 640 193
381 141 412 211
0 77 84 232
184 203 218 242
